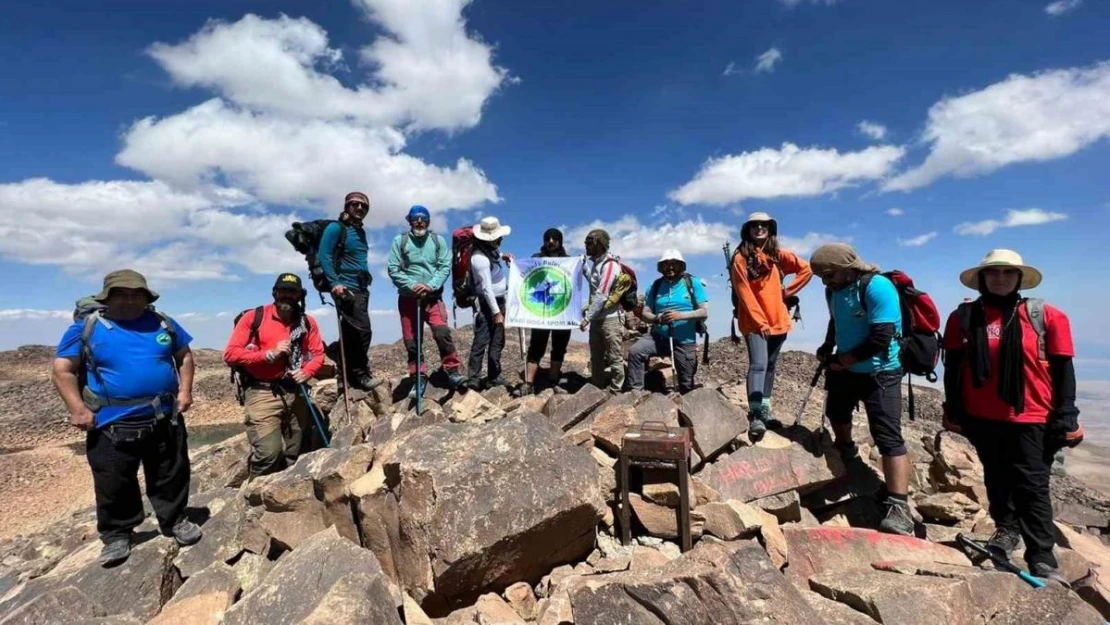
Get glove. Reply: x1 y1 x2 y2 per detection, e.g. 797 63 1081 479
1047 410 1083 449
816 343 835 364
784 294 800 309
941 403 963 434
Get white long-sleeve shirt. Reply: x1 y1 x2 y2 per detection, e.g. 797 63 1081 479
470 251 507 314
583 254 621 320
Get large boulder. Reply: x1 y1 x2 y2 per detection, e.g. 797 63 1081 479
445 390 506 424
148 562 240 625
174 489 255 579
567 542 822 624
542 384 608 431
223 527 401 625
915 491 980 523
930 432 987 503
0 537 181 622
587 395 680 455
363 413 605 614
189 433 250 493
782 526 971 584
987 583 1105 625
0 586 107 625
678 388 747 465
700 443 844 503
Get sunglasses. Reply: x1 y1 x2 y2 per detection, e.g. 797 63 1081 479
346 201 368 209
749 222 770 230
408 217 429 224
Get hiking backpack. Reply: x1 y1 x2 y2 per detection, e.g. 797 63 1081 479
451 226 479 309
599 257 639 312
73 298 179 412
229 306 266 406
648 273 711 363
285 220 347 302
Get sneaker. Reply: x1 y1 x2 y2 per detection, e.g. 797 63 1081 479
407 375 428 399
446 370 467 389
748 413 767 442
355 374 384 391
878 498 915 536
172 517 203 547
514 383 534 398
98 537 132 567
986 527 1022 557
1030 562 1071 588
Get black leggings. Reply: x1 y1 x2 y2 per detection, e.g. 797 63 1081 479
526 329 571 364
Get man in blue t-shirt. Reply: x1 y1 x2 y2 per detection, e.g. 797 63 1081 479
811 243 911 537
627 249 708 394
318 191 382 392
51 269 202 567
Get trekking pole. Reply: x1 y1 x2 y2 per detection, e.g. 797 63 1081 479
334 298 353 422
518 327 526 364
298 383 330 448
722 242 741 344
416 301 423 415
793 363 826 428
956 534 1046 589
668 322 678 392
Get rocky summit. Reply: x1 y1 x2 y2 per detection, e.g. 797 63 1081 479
2 329 1110 624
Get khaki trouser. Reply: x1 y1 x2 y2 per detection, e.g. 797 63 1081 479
589 316 625 393
244 387 309 478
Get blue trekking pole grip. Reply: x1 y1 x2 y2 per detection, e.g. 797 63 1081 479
415 301 423 415
298 383 330 448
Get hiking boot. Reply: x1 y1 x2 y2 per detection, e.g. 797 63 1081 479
446 370 467 389
172 518 203 546
986 527 1022 557
762 401 784 429
748 409 767 442
354 374 384 392
486 376 509 389
98 536 132 567
878 498 915 536
407 375 428 399
1030 562 1071 588
514 383 534 398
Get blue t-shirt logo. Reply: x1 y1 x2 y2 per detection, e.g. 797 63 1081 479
156 332 172 347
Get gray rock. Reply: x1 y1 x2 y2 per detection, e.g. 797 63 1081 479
189 433 251 493
678 388 747 464
149 562 240 625
0 585 106 625
782 526 970 585
229 552 272 595
223 527 401 625
173 488 250 579
364 413 605 614
701 443 843 503
542 384 607 431
750 490 802 524
987 584 1105 624
568 541 821 624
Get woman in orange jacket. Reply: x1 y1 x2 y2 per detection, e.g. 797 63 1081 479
730 212 813 440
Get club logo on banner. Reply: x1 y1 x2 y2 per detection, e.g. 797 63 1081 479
507 257 587 329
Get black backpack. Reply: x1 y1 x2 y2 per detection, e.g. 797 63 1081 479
648 273 710 363
229 306 265 406
285 220 347 302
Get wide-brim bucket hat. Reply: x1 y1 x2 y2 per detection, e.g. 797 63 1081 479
93 269 159 303
959 249 1042 290
742 211 778 238
474 216 511 241
657 248 686 273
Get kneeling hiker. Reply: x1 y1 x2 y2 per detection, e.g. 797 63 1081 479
942 250 1082 585
629 249 708 394
467 216 513 391
224 274 326 479
387 205 465 397
730 212 813 439
51 270 201 567
811 244 912 536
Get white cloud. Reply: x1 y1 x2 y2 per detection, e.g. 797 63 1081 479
886 208 904 216
857 120 888 141
884 62 1110 191
564 216 738 261
954 208 1068 236
0 3 506 280
723 61 738 76
898 231 938 247
779 232 847 256
754 47 783 74
670 142 905 206
0 309 71 321
1045 0 1082 16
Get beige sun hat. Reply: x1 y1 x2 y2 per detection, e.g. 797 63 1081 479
93 269 159 303
473 216 511 241
959 249 1042 290
743 211 778 237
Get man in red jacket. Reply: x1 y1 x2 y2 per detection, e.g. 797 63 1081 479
224 274 326 478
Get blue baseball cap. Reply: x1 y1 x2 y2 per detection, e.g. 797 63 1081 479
406 205 430 221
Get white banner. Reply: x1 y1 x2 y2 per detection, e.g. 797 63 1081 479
506 257 587 329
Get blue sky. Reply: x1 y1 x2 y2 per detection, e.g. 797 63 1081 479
1 0 1108 386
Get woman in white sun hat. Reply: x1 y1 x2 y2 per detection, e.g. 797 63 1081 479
466 216 513 391
941 249 1082 586
730 211 813 441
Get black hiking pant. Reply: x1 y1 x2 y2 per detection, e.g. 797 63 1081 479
336 289 374 379
86 417 190 542
964 419 1057 568
468 296 506 385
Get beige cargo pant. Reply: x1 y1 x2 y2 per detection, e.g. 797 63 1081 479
589 316 625 393
243 388 309 478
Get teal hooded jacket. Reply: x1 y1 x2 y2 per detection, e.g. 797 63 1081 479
386 232 450 297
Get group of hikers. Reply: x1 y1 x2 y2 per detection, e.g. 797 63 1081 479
50 192 1084 588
